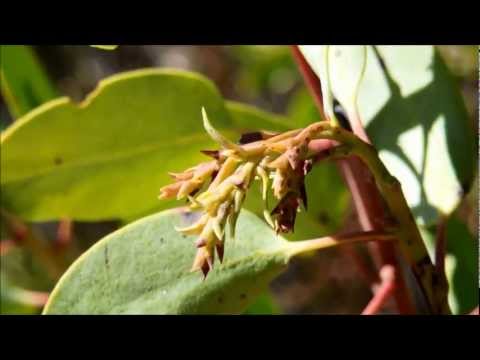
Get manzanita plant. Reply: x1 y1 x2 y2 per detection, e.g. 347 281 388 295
0 45 477 315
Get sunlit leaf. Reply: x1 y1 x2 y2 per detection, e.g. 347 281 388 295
1 69 232 221
2 69 349 234
90 45 118 50
299 45 475 226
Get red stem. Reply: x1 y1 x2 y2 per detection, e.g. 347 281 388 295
17 289 50 308
56 218 73 250
469 307 479 315
362 265 396 315
291 45 415 314
435 215 448 278
0 239 17 256
290 46 326 120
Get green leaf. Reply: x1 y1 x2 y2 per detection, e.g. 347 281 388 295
90 45 118 50
0 45 58 118
228 46 296 97
1 68 349 232
0 246 54 292
420 216 478 314
1 69 233 221
225 101 291 132
299 46 475 226
286 87 323 128
43 209 294 314
244 291 281 314
44 208 348 314
0 273 40 314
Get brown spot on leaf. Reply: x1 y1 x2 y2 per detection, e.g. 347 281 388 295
104 246 110 270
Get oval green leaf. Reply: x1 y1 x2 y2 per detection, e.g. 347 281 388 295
1 68 348 232
1 69 235 221
43 209 292 314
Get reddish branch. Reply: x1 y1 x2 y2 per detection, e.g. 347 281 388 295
291 46 415 314
435 215 448 280
16 289 50 308
342 245 380 285
290 46 326 119
469 307 479 315
362 265 396 315
56 219 73 250
0 239 17 256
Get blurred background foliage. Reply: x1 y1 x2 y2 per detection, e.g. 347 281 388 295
0 45 478 314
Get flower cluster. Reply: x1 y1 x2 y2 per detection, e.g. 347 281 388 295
159 108 327 277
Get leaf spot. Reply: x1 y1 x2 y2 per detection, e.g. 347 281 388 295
104 245 110 270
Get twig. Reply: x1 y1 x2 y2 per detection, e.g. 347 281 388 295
435 215 448 280
55 218 73 250
362 265 396 315
290 45 326 120
0 239 18 256
14 289 50 308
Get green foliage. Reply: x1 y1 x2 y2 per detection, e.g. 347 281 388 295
286 87 323 128
299 45 475 226
0 246 54 292
44 209 291 314
90 45 118 50
0 273 39 314
225 101 291 131
1 69 234 221
1 46 475 315
0 45 58 118
244 291 281 314
229 46 296 98
421 215 478 314
1 69 349 236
